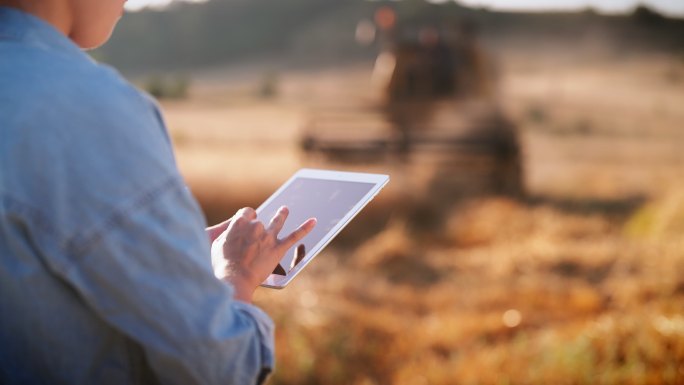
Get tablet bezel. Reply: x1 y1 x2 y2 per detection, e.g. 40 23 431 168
259 169 389 289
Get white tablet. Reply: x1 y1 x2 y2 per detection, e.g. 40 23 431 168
258 169 389 289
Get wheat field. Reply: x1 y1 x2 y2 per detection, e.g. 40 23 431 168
161 52 684 385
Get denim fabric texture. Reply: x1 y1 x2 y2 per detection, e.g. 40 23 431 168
0 7 274 385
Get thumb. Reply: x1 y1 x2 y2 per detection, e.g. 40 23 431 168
207 218 232 242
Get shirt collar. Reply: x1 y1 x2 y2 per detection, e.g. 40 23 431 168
0 6 88 60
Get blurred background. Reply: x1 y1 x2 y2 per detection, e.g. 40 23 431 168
96 0 683 383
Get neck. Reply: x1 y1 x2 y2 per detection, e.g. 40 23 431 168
0 0 73 37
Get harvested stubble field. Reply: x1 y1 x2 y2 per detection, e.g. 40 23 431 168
162 53 684 384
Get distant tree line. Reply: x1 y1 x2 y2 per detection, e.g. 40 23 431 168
93 0 684 74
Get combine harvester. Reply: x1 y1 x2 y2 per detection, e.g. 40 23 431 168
300 4 524 202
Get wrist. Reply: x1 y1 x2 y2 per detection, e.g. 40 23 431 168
222 276 254 304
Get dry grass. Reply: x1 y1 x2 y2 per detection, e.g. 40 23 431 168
256 194 684 385
162 53 684 384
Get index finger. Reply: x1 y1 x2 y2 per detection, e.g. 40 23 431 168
278 218 317 252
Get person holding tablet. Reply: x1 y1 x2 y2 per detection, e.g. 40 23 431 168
0 1 316 384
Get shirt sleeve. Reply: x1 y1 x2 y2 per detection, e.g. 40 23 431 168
58 175 275 385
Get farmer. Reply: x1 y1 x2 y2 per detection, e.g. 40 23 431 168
0 1 316 384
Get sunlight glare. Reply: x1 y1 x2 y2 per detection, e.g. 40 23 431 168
125 0 207 12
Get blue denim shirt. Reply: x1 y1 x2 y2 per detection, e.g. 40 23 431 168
0 7 274 385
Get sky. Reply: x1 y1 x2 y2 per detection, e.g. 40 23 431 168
124 0 684 17
456 0 684 15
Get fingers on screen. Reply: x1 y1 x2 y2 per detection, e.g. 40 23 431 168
280 218 316 251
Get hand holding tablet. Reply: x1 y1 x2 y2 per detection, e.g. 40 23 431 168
211 169 389 290
211 206 316 299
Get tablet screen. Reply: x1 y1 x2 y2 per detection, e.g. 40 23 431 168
256 177 376 274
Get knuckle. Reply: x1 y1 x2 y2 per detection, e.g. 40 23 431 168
239 207 255 217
